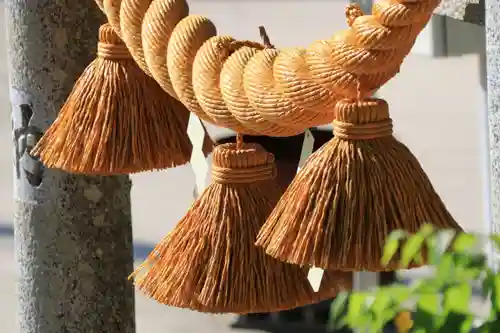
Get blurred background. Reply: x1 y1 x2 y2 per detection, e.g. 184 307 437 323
0 0 490 332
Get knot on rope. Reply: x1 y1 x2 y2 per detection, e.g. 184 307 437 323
333 98 393 140
215 39 265 59
345 4 364 26
211 143 277 184
97 23 132 60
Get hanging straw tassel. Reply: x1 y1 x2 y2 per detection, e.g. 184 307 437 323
31 23 209 175
256 98 462 272
130 137 351 313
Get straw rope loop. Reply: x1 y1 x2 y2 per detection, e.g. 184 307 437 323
96 0 441 136
211 143 277 184
333 98 393 140
97 23 133 60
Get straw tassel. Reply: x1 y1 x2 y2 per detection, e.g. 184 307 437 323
256 98 462 271
32 23 212 175
131 137 351 313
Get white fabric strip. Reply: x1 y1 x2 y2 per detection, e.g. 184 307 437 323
187 114 209 199
295 129 324 291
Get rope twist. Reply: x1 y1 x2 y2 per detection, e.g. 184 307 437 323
96 0 439 136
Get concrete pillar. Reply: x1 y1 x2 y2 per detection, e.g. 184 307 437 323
485 0 500 265
6 1 136 332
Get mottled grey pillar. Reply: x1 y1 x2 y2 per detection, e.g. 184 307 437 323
6 1 136 332
485 0 500 259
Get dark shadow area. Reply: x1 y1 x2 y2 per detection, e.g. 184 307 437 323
133 241 155 261
463 0 485 26
230 302 354 333
230 306 398 333
0 224 14 237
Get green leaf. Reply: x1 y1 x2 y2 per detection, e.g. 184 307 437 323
412 279 441 295
451 252 487 282
401 234 426 267
344 292 379 331
440 312 474 333
413 307 439 332
434 253 455 287
329 291 349 330
400 225 435 267
453 232 479 253
382 230 408 266
482 270 494 298
443 283 471 315
418 224 436 238
491 275 500 311
346 293 369 322
427 229 456 265
479 318 500 333
425 233 441 266
490 234 500 252
370 287 392 314
417 293 441 316
386 284 413 303
367 287 401 330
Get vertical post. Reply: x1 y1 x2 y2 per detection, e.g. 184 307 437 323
479 50 495 269
485 0 500 267
6 1 136 333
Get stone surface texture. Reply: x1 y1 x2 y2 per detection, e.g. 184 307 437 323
6 1 135 333
485 0 500 257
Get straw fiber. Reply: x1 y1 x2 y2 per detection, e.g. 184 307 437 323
131 141 352 313
32 23 210 175
256 99 463 271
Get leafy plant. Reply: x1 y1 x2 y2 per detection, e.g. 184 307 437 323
330 225 500 332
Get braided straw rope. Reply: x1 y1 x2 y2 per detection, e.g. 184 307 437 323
98 0 438 136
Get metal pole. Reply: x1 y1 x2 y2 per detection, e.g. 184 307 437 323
485 0 500 268
6 1 136 332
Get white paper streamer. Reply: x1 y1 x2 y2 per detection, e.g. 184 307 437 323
187 114 209 199
297 129 324 291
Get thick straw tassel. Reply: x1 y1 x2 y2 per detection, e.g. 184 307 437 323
31 23 211 175
131 141 351 313
256 98 463 272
